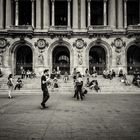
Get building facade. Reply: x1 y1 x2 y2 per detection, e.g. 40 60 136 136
0 0 140 75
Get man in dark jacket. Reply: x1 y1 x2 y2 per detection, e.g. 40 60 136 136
41 69 50 109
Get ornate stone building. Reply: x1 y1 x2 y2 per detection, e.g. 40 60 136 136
0 0 140 75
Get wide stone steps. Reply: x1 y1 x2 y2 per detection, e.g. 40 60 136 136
0 76 140 94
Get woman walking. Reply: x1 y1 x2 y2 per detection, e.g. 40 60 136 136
7 74 14 98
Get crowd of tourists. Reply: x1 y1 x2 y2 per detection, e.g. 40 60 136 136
1 65 140 108
21 69 36 79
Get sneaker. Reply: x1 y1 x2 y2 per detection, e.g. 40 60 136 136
41 103 45 108
8 96 12 99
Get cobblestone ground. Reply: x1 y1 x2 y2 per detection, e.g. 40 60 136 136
0 93 140 140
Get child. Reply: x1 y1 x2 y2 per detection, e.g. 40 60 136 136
14 77 22 90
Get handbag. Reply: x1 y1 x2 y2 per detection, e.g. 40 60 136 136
7 80 13 86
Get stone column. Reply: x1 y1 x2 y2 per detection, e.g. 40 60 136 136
67 0 71 28
0 0 4 29
36 0 41 29
31 0 35 27
108 0 116 28
103 0 107 26
81 0 86 29
43 0 50 29
139 1 140 25
15 0 19 26
87 0 91 27
72 0 78 29
117 0 123 28
51 0 55 26
6 0 12 28
124 0 127 28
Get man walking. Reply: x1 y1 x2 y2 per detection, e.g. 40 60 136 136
41 69 50 109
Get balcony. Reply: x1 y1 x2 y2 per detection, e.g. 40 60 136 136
87 25 113 38
127 24 140 37
48 26 73 38
8 25 34 38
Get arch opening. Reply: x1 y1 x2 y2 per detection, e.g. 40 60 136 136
89 46 106 74
52 46 70 74
127 45 140 74
15 45 33 75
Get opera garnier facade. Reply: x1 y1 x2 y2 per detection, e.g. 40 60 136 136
0 0 140 75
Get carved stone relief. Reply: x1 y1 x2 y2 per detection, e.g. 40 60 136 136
73 38 87 49
111 38 125 53
35 39 48 53
0 38 10 66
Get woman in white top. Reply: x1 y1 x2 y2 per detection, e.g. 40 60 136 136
7 74 14 98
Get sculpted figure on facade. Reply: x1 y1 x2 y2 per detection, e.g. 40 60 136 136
116 55 122 65
78 52 83 65
38 54 44 66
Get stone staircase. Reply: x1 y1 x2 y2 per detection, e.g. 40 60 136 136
0 75 140 95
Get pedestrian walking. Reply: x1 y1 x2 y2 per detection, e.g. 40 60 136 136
7 74 14 99
41 69 50 109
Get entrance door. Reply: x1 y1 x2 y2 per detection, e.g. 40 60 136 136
89 46 106 75
16 45 33 75
53 46 70 74
127 45 140 74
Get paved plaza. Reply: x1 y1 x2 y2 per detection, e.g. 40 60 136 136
0 92 140 140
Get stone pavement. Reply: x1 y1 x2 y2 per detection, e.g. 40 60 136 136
0 93 140 140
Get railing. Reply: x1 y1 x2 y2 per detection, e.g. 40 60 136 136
87 25 113 37
127 25 140 30
127 25 140 37
88 25 111 30
48 26 73 37
8 25 34 37
49 26 70 31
